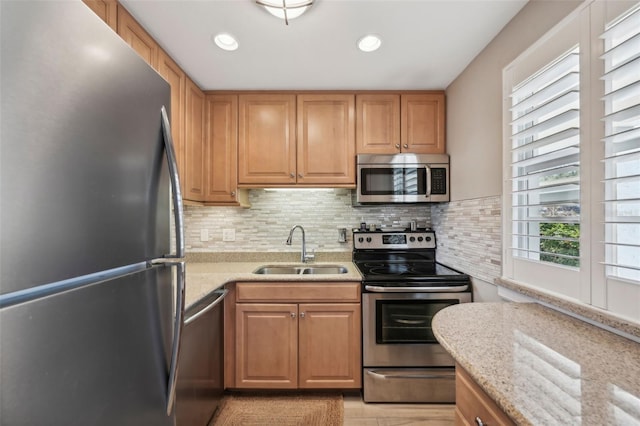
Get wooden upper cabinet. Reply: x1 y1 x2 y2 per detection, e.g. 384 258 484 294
184 79 206 201
117 5 158 68
238 94 297 185
356 94 401 154
156 50 186 194
82 0 117 31
205 95 239 204
297 94 355 185
401 93 446 154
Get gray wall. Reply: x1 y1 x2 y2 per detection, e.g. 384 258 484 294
446 0 583 201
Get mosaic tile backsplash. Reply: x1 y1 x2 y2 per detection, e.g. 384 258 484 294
184 190 502 284
431 195 502 284
184 189 430 253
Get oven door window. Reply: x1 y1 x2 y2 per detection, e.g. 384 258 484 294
360 167 427 196
376 299 457 344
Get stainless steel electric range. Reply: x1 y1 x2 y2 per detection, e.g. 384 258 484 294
352 228 472 403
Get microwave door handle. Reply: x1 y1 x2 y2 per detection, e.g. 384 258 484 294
425 165 431 199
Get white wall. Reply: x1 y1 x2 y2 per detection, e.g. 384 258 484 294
445 0 583 201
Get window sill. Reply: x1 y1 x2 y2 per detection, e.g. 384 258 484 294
495 276 640 342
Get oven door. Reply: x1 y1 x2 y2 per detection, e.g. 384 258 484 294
362 291 471 367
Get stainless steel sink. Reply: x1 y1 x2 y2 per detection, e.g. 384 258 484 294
253 265 348 275
302 266 348 274
253 266 305 275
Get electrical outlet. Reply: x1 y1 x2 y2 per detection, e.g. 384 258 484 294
222 228 236 242
200 229 209 242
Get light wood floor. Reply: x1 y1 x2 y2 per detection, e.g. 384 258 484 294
343 393 455 426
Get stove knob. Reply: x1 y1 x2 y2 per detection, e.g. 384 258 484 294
366 237 372 243
417 237 423 242
425 236 432 242
409 236 416 242
358 237 364 243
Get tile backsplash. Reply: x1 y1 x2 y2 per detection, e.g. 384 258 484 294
184 189 430 252
431 195 502 283
184 190 502 285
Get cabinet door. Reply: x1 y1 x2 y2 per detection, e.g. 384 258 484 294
455 364 515 426
297 94 356 185
82 0 117 31
235 304 298 389
401 93 446 153
205 94 239 204
156 50 186 195
184 79 206 201
116 5 158 68
356 94 400 154
298 303 361 389
238 94 296 185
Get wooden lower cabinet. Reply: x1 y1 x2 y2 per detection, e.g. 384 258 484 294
455 364 515 426
230 282 362 390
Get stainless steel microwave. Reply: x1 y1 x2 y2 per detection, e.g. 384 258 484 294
356 154 450 203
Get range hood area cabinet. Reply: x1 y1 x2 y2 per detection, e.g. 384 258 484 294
356 93 446 155
237 94 356 187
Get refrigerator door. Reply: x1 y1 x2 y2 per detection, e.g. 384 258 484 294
0 265 175 426
0 1 171 295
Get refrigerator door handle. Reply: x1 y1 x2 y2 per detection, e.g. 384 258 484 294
161 106 185 259
165 260 185 416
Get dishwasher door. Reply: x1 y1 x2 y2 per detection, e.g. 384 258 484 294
176 288 227 426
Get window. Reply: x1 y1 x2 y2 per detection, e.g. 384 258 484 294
602 5 640 283
510 47 581 268
503 1 640 322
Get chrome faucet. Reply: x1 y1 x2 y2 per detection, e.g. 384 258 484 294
286 225 315 263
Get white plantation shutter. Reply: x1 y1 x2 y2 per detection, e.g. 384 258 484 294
503 1 640 322
601 5 640 282
510 48 581 267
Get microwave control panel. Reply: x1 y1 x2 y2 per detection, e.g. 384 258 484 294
431 168 447 195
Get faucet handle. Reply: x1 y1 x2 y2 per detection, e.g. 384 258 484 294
304 249 315 263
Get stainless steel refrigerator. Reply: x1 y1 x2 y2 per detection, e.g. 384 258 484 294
1 2 185 425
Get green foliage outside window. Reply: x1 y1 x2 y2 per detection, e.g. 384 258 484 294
540 223 580 267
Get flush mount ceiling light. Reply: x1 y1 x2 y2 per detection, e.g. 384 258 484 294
213 33 239 51
256 0 314 26
357 34 382 52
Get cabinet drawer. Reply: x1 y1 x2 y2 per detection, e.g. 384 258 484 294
236 282 360 303
455 365 515 426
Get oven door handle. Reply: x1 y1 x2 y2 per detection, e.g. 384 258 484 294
366 370 455 380
364 285 469 293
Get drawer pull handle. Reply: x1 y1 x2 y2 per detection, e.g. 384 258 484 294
475 417 484 426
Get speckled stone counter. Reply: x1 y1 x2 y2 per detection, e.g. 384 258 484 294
185 259 362 309
433 302 640 426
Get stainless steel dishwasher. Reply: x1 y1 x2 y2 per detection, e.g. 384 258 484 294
176 288 228 426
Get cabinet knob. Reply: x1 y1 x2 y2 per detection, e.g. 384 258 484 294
290 312 296 319
403 144 408 148
300 312 305 318
395 144 400 149
290 173 295 178
298 173 303 178
231 191 236 196
474 417 485 426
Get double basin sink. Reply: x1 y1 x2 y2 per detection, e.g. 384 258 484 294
253 264 348 275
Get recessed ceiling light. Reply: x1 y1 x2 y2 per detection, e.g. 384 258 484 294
213 33 239 51
357 34 382 53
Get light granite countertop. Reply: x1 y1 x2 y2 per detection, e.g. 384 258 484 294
433 302 640 425
185 259 362 309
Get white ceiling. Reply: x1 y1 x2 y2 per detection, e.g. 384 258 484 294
120 0 528 91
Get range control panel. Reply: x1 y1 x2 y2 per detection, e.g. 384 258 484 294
353 230 436 250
